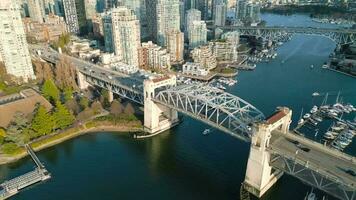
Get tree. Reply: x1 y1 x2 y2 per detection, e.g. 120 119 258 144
63 87 73 102
0 128 6 144
33 60 53 83
42 79 60 102
31 105 54 136
65 98 81 115
6 112 30 145
110 100 123 117
77 108 94 122
55 57 78 90
79 97 89 110
99 90 110 108
124 103 135 115
53 101 75 130
91 101 103 115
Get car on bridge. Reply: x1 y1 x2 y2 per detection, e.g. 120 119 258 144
345 169 356 177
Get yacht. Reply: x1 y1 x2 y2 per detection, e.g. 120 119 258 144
203 129 210 135
323 132 335 140
312 92 320 97
310 64 314 69
298 118 304 125
310 106 318 114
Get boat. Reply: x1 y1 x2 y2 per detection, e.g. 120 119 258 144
331 142 344 151
312 92 320 97
203 129 210 135
298 118 304 125
331 125 345 132
323 132 335 140
303 113 311 119
310 64 314 69
304 189 317 200
310 106 318 114
312 116 323 122
322 64 328 69
308 118 318 126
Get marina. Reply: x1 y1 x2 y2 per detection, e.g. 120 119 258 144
294 94 356 152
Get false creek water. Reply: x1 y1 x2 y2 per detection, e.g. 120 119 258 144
1 13 355 200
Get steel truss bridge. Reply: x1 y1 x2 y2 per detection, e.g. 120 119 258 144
35 46 355 200
210 25 356 44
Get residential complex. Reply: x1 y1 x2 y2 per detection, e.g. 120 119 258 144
139 41 171 70
188 20 207 49
63 0 79 34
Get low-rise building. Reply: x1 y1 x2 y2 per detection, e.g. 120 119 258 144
23 14 67 42
182 62 209 76
139 41 171 70
191 45 217 70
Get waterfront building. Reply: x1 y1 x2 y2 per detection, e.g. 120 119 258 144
166 30 184 63
191 45 217 70
208 41 236 61
246 2 261 23
139 41 171 70
23 14 67 42
27 0 45 23
102 11 113 52
222 31 240 46
0 0 35 81
214 3 227 26
63 0 80 34
111 6 141 67
185 9 201 36
188 20 207 49
182 62 209 76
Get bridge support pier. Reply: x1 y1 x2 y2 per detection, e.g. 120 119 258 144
143 75 179 136
244 107 292 198
108 90 114 103
77 71 89 90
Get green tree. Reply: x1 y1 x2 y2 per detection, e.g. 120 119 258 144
42 79 60 102
31 106 54 136
53 101 75 130
0 128 6 144
79 97 89 110
6 112 30 145
63 87 73 102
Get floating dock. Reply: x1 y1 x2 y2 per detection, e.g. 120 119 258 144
0 145 51 199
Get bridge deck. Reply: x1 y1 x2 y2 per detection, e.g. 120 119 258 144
269 131 356 199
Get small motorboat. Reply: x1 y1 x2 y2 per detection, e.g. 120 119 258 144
312 92 320 97
203 129 210 135
298 118 304 125
303 113 311 119
323 132 335 140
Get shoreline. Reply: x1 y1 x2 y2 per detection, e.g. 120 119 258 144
0 122 143 165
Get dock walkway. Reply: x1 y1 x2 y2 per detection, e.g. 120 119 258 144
0 145 51 200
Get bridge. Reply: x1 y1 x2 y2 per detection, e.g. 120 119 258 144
33 46 356 200
0 145 51 199
209 25 356 44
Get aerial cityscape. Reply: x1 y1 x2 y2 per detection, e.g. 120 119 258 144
0 0 355 199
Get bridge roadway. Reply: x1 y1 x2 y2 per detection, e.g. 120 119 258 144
269 131 356 200
209 25 356 34
31 45 145 95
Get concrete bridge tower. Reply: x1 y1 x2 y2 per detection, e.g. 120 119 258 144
244 107 292 197
143 75 179 135
77 71 90 90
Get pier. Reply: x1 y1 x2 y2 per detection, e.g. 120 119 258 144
0 145 51 199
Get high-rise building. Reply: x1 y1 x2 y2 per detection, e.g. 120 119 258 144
102 11 113 52
185 9 201 35
156 0 181 46
214 3 226 26
54 0 64 16
104 0 115 11
122 0 148 38
246 2 261 23
44 0 56 14
212 0 226 21
145 0 157 41
63 0 80 34
179 1 185 31
111 6 141 67
235 0 247 21
27 0 45 23
85 0 97 20
0 0 35 81
166 30 184 63
188 20 207 49
75 0 87 34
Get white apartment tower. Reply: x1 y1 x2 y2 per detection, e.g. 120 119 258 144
111 6 141 67
185 9 201 35
188 20 207 49
0 0 35 81
27 0 46 23
156 0 181 46
63 0 79 34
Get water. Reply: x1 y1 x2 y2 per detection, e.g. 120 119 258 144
1 14 356 200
